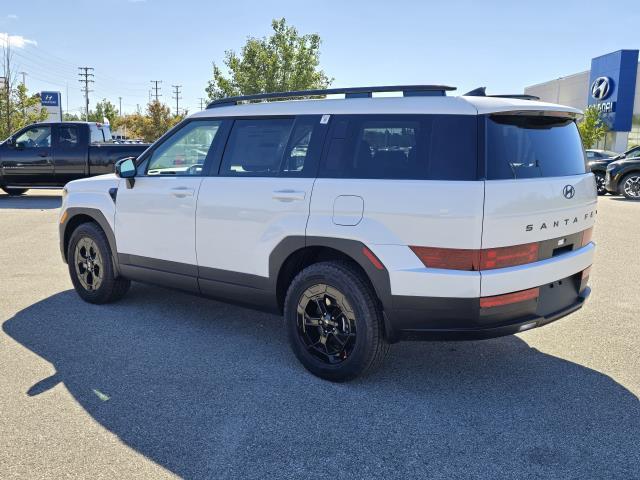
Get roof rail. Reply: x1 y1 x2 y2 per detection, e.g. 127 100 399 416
206 85 457 109
463 86 539 101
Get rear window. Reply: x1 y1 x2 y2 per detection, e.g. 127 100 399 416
319 115 477 180
486 115 586 179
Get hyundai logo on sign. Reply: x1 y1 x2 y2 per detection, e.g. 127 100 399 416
590 76 611 100
40 91 60 107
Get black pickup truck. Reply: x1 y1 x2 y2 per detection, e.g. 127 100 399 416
0 122 148 195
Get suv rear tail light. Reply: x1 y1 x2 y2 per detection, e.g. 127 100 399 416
410 243 539 271
409 247 479 271
581 227 593 247
478 243 539 270
480 287 540 309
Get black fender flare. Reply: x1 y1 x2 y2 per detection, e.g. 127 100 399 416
268 236 398 341
60 207 120 276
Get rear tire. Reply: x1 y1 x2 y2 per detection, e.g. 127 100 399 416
1 187 28 196
67 222 131 304
594 172 607 196
284 261 389 382
620 173 640 200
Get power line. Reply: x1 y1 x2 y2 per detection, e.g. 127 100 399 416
172 84 182 116
150 80 162 102
78 67 94 121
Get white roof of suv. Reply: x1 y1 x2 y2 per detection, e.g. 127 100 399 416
191 95 581 119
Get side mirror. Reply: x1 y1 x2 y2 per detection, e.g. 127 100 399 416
5 137 14 147
15 140 27 150
115 157 137 188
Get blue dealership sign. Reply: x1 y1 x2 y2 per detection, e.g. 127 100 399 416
588 50 638 132
40 91 60 107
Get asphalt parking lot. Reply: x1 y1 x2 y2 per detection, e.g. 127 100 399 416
1 190 639 479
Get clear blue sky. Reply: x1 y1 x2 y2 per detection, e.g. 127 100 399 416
1 0 639 115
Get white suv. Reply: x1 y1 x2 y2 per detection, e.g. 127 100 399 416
59 85 596 381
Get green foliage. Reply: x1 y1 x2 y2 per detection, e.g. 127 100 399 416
63 112 81 121
206 18 332 100
578 106 608 149
88 98 119 125
0 83 48 139
116 100 183 142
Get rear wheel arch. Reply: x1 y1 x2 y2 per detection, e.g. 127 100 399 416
270 237 396 340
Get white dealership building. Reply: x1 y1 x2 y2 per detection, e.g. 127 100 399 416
525 50 640 152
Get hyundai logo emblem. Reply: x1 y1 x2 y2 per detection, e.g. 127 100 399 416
563 185 575 199
591 76 611 100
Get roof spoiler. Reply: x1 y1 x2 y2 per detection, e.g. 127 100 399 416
207 84 457 108
464 86 540 101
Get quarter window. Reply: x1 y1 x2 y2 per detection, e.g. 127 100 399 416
146 120 222 176
319 115 478 180
220 118 294 176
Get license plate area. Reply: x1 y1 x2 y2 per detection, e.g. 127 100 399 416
536 274 580 317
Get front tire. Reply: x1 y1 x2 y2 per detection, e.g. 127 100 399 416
594 172 607 196
67 222 131 304
1 187 28 196
621 173 640 200
284 261 389 382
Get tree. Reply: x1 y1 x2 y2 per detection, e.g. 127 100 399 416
0 83 48 139
578 106 608 148
88 98 119 125
63 112 81 121
206 18 332 100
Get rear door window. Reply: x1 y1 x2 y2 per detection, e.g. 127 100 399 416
220 118 294 177
319 115 478 180
485 115 586 179
56 126 79 147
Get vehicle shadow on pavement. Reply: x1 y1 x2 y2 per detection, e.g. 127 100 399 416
0 194 61 210
4 285 639 479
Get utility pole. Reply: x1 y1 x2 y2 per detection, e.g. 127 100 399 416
78 67 94 121
118 96 122 116
150 80 162 102
198 97 206 110
171 84 182 116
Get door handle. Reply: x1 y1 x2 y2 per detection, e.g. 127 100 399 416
38 152 48 158
170 186 194 198
272 189 306 202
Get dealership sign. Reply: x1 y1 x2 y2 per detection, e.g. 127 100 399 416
41 91 60 107
40 91 62 122
587 50 638 132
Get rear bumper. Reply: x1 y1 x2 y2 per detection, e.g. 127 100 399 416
384 272 590 342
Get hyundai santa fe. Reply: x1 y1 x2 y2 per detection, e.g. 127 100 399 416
58 85 596 381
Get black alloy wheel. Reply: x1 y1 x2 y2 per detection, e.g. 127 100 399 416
67 222 131 304
284 261 389 382
296 284 357 364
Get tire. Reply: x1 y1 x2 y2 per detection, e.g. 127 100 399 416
620 173 640 200
594 172 607 196
1 187 28 196
284 261 389 382
67 222 131 304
